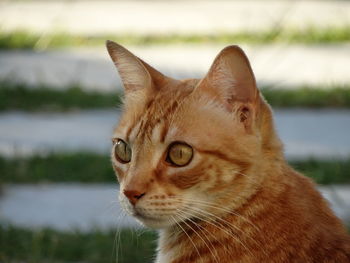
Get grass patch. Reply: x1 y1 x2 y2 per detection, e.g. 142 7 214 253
0 224 349 263
1 152 349 185
1 26 350 50
0 152 114 183
0 225 157 263
0 81 122 111
291 159 350 185
1 81 350 111
262 86 350 108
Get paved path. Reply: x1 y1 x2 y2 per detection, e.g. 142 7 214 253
0 109 350 159
1 1 350 35
0 184 349 231
1 44 350 90
0 184 138 230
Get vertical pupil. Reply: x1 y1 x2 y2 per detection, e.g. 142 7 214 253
167 143 192 166
117 141 127 160
123 143 126 157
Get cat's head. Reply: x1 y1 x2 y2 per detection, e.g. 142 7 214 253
107 41 282 229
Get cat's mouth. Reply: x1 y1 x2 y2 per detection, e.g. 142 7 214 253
120 194 187 228
130 208 179 229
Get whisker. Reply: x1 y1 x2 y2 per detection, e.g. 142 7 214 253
180 205 254 257
171 215 203 263
178 198 266 254
177 208 230 262
172 196 260 232
112 211 127 263
184 204 266 256
188 203 251 236
236 171 248 177
176 209 220 263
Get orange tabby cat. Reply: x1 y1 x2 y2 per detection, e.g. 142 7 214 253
106 41 350 263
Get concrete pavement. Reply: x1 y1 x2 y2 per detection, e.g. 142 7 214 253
1 183 349 231
1 1 350 35
1 44 350 90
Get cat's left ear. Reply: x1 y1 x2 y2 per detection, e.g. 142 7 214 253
106 40 173 107
196 45 260 130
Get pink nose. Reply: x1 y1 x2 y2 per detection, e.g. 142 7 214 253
123 190 146 205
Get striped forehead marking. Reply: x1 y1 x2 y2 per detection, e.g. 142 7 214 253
125 92 188 143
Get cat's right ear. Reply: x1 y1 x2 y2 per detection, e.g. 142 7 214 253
195 45 260 132
106 41 152 97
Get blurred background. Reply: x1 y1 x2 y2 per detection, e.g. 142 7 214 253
0 0 350 262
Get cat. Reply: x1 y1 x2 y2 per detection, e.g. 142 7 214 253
106 40 350 263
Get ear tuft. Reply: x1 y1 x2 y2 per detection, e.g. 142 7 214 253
105 40 114 49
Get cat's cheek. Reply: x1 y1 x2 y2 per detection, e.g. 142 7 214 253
113 168 123 182
168 173 202 190
111 160 128 182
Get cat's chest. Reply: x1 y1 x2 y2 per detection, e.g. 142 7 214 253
155 251 173 263
155 231 182 263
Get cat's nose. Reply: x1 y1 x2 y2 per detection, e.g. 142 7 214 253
124 189 146 205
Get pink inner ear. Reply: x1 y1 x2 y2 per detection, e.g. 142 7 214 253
198 45 259 106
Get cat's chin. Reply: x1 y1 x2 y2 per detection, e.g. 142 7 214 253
134 213 176 229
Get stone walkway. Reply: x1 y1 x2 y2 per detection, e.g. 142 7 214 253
1 0 350 35
1 109 350 159
1 44 350 90
0 184 137 230
0 184 349 231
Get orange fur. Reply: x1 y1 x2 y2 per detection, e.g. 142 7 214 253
106 41 350 262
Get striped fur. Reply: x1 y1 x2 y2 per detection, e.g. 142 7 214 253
107 41 350 262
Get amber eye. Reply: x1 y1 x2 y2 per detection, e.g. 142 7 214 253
166 142 193 167
114 139 132 163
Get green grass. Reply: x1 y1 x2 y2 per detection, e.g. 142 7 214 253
1 81 350 111
0 82 123 112
0 224 349 263
1 26 350 50
1 152 349 185
0 152 114 183
0 225 157 263
291 159 350 185
262 86 350 108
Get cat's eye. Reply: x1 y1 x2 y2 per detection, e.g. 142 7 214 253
114 139 132 163
166 142 193 167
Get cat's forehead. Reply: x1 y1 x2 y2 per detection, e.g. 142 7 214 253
114 79 198 142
